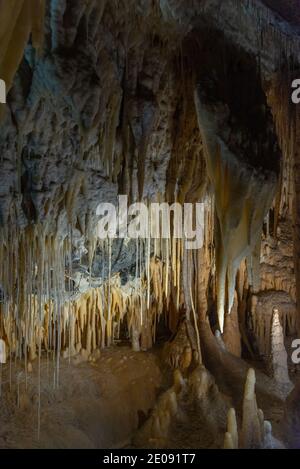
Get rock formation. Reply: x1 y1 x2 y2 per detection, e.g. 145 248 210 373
0 0 299 450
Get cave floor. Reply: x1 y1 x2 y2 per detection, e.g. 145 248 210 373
0 347 290 449
0 346 162 449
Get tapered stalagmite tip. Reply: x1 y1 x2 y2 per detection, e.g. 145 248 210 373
224 432 235 449
244 368 256 400
227 407 238 448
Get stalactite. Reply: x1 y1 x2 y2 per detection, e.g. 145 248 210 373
0 231 190 364
195 89 277 332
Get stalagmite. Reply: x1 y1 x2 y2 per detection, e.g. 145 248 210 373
133 370 180 447
223 369 283 449
163 318 196 371
263 421 274 449
173 369 186 395
269 308 293 393
250 291 296 360
226 408 238 449
189 365 214 401
241 368 263 448
224 432 235 449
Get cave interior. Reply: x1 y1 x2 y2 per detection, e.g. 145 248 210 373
0 0 300 450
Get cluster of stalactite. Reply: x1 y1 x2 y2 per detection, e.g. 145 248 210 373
0 196 214 369
0 233 156 364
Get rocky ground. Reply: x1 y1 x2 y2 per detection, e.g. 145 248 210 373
0 346 162 449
